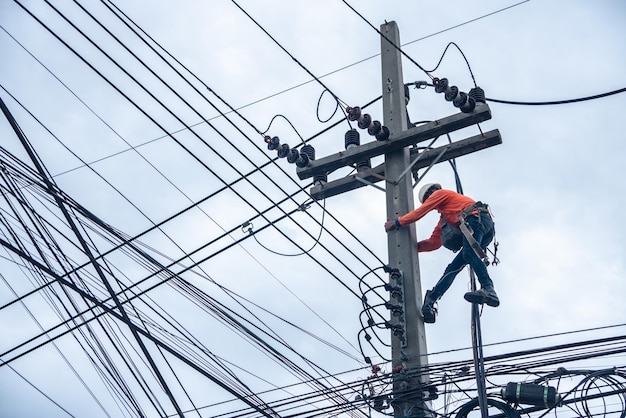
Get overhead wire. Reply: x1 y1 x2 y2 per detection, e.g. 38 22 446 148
6 0 624 416
19 0 366 336
229 0 349 111
1 169 366 414
98 0 387 289
2 95 184 417
78 0 392 386
487 87 626 106
78 0 386 300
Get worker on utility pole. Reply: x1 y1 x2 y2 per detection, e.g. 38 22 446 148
384 183 499 324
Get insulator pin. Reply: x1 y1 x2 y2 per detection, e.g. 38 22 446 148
367 120 381 136
265 136 281 151
356 160 371 172
344 129 360 149
287 148 300 164
347 106 362 121
469 86 486 104
357 113 372 130
277 143 290 158
313 173 327 186
300 144 315 160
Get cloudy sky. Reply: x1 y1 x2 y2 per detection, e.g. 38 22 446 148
0 1 625 417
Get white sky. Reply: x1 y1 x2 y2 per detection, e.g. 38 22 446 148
0 1 625 417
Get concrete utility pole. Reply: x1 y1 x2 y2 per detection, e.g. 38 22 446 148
296 21 501 418
380 21 432 417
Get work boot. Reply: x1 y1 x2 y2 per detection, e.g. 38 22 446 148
421 290 438 323
464 285 500 307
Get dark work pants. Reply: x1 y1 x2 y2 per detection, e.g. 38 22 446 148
431 212 495 299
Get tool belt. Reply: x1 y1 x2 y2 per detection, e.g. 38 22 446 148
460 201 490 220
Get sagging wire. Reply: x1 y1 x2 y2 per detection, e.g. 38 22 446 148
98 0 374 303
88 7 394 380
424 42 478 88
261 114 306 146
532 367 626 418
487 86 626 106
241 198 327 257
317 88 350 125
356 266 399 367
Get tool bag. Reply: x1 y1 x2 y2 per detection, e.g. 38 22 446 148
440 216 463 252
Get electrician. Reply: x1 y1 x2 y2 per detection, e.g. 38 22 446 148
384 183 499 323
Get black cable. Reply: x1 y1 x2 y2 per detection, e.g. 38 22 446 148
20 0 373 328
340 0 433 78
487 87 626 106
3 75 362 384
453 397 519 418
424 42 477 87
62 0 384 303
229 0 348 108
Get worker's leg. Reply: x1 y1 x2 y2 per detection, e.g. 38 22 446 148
463 213 494 288
463 213 499 306
432 251 467 298
422 251 467 323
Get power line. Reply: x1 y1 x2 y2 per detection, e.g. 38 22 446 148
487 87 626 106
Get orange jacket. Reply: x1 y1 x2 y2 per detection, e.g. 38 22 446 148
398 189 476 252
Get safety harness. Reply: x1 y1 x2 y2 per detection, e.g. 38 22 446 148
458 202 496 265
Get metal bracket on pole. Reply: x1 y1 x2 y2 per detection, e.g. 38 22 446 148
393 136 440 185
354 175 388 193
411 145 451 189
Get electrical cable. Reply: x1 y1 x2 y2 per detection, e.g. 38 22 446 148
229 0 348 109
487 87 626 106
2 1 620 416
58 0 385 304
1 75 362 377
423 42 477 86
17 0 378 357
340 0 433 78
